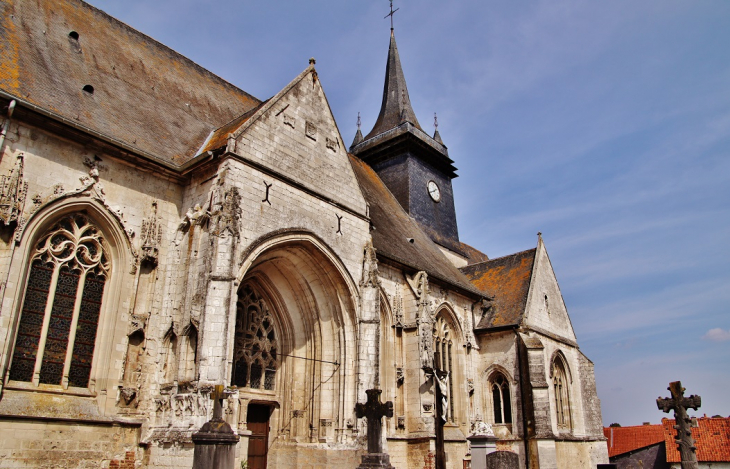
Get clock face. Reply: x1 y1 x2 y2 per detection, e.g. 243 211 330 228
427 180 441 202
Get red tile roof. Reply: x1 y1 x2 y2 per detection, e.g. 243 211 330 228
662 417 730 462
603 425 665 458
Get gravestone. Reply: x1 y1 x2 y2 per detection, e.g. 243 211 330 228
192 385 239 469
657 381 701 469
485 451 519 469
467 421 497 469
355 388 395 469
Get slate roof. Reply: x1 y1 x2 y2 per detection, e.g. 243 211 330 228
603 425 665 458
460 249 536 329
0 0 261 166
459 242 490 265
364 30 423 140
349 154 483 297
663 417 730 463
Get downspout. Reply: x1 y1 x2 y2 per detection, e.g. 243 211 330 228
0 100 17 152
515 328 530 469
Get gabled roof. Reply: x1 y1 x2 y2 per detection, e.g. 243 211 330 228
348 154 483 297
460 249 536 329
603 425 665 458
0 0 261 165
663 417 730 462
459 242 490 265
364 30 423 140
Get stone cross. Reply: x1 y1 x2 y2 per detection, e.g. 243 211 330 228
355 388 394 454
657 381 701 469
211 384 226 421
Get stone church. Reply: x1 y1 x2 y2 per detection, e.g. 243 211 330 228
0 1 608 468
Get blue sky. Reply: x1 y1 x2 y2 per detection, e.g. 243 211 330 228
84 0 730 426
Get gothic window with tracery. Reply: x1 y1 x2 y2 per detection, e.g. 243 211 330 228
433 314 455 422
552 357 571 430
232 285 278 391
9 214 109 389
491 373 512 424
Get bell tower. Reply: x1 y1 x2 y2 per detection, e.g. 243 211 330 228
351 29 462 255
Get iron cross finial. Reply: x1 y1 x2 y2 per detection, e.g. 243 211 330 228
434 113 439 130
385 0 399 30
357 112 361 130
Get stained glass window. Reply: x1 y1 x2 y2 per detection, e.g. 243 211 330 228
232 285 278 391
553 358 571 429
9 214 109 389
491 373 512 424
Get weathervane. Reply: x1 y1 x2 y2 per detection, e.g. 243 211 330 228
385 0 399 30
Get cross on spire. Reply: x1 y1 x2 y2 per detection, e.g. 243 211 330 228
357 112 362 130
385 0 399 31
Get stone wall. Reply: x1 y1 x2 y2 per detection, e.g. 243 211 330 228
0 418 141 468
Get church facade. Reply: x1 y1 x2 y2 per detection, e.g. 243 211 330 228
0 1 608 468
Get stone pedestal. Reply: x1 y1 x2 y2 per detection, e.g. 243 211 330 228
357 453 395 469
192 418 240 469
467 426 498 469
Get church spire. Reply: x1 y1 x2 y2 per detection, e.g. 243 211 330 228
364 30 423 140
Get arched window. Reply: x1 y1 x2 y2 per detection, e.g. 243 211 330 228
180 324 198 383
232 285 278 391
552 357 571 430
9 214 109 389
490 373 512 424
433 314 455 422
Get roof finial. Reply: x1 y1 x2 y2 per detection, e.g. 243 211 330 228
357 112 362 130
385 0 399 31
433 112 444 144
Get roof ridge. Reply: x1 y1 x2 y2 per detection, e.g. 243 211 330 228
465 247 537 268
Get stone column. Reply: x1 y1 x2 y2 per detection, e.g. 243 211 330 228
357 241 381 403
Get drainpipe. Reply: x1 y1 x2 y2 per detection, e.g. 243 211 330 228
515 329 530 469
0 100 17 152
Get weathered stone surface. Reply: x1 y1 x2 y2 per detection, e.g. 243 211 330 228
485 451 520 469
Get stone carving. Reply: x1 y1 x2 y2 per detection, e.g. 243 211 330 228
397 416 405 430
0 153 28 228
422 403 433 412
210 186 241 237
396 367 404 386
467 378 475 395
120 387 137 406
407 271 435 370
17 159 138 272
140 201 162 266
292 410 305 418
393 286 404 328
434 370 449 424
360 240 380 288
179 204 209 232
283 113 295 129
472 420 495 437
657 381 701 469
305 121 317 140
326 137 339 152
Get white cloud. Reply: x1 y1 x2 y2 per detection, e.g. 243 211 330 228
702 328 730 342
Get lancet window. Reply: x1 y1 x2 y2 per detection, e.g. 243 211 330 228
9 214 109 389
552 357 571 430
232 285 278 391
433 314 455 422
491 373 512 424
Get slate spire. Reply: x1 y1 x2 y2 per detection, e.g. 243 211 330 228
364 30 423 140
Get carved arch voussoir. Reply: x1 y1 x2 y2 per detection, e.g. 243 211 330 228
17 189 139 273
549 348 573 383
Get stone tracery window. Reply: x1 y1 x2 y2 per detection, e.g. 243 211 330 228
433 314 455 422
552 357 571 430
9 214 109 389
490 373 512 424
232 285 278 391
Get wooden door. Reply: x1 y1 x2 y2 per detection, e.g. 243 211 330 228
246 404 271 469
